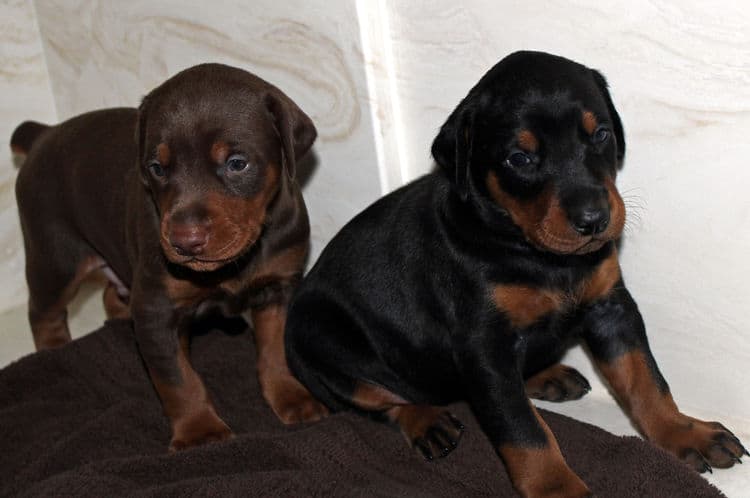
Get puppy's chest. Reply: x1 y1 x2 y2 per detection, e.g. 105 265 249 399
164 250 305 313
163 275 252 314
491 252 620 329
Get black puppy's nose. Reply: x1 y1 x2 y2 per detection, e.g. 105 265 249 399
170 225 208 256
570 208 609 236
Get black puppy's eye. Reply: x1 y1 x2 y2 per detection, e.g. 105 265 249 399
506 152 532 168
592 126 610 144
149 161 165 178
226 154 249 173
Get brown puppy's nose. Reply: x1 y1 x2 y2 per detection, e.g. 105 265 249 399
169 225 208 256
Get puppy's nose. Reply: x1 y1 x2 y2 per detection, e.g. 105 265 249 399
570 207 609 236
169 225 208 256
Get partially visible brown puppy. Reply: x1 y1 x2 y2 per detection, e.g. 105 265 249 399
11 63 328 451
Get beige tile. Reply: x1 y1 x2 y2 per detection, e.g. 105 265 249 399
0 0 57 312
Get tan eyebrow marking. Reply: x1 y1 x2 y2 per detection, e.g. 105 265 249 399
211 141 230 163
156 143 170 164
582 111 598 135
517 129 539 153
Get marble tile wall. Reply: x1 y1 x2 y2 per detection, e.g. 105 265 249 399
0 0 57 310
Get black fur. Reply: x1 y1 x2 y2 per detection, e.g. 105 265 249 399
285 51 745 491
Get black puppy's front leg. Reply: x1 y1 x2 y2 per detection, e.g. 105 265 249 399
584 282 747 472
457 334 590 498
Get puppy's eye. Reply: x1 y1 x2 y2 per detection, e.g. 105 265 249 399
149 161 166 178
592 126 610 144
226 154 249 173
506 152 532 168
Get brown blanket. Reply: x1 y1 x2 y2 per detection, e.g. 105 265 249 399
0 319 723 497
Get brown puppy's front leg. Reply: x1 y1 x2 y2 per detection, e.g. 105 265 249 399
251 303 329 424
585 284 747 472
132 291 232 451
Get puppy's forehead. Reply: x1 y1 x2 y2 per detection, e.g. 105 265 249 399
141 63 277 136
475 51 608 118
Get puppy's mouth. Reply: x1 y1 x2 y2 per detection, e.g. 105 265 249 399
531 230 612 256
172 255 242 272
161 233 258 272
570 236 610 255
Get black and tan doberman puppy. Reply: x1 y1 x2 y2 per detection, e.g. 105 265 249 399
11 63 327 451
285 51 746 497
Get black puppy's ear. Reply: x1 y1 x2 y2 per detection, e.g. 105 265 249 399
265 91 317 181
591 70 626 167
431 102 474 201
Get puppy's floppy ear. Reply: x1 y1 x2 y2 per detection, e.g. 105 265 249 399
264 90 317 181
591 69 626 167
431 101 475 201
135 95 150 186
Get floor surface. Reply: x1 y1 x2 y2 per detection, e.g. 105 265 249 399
2 287 748 497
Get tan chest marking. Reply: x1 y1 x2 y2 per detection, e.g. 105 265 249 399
219 243 307 295
493 285 567 329
579 249 621 303
163 275 214 309
492 250 621 328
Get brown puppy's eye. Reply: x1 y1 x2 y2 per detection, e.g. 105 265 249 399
226 154 249 173
592 126 610 144
149 161 166 178
506 152 532 168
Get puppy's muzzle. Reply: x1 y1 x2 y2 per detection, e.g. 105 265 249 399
563 187 610 237
169 223 209 257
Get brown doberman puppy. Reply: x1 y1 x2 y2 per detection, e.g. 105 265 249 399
11 63 328 451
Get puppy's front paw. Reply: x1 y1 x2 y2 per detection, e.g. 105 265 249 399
525 364 591 402
169 409 234 452
655 416 747 473
261 373 329 424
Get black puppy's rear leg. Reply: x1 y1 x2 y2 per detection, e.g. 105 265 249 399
349 381 464 459
525 363 591 402
386 405 464 460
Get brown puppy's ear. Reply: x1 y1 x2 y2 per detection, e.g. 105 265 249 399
135 96 150 186
591 69 626 168
431 102 474 201
265 91 317 181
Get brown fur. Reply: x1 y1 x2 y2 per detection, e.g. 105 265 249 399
13 63 325 450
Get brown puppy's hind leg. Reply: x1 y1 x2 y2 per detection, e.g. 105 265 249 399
26 255 105 350
102 282 130 319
